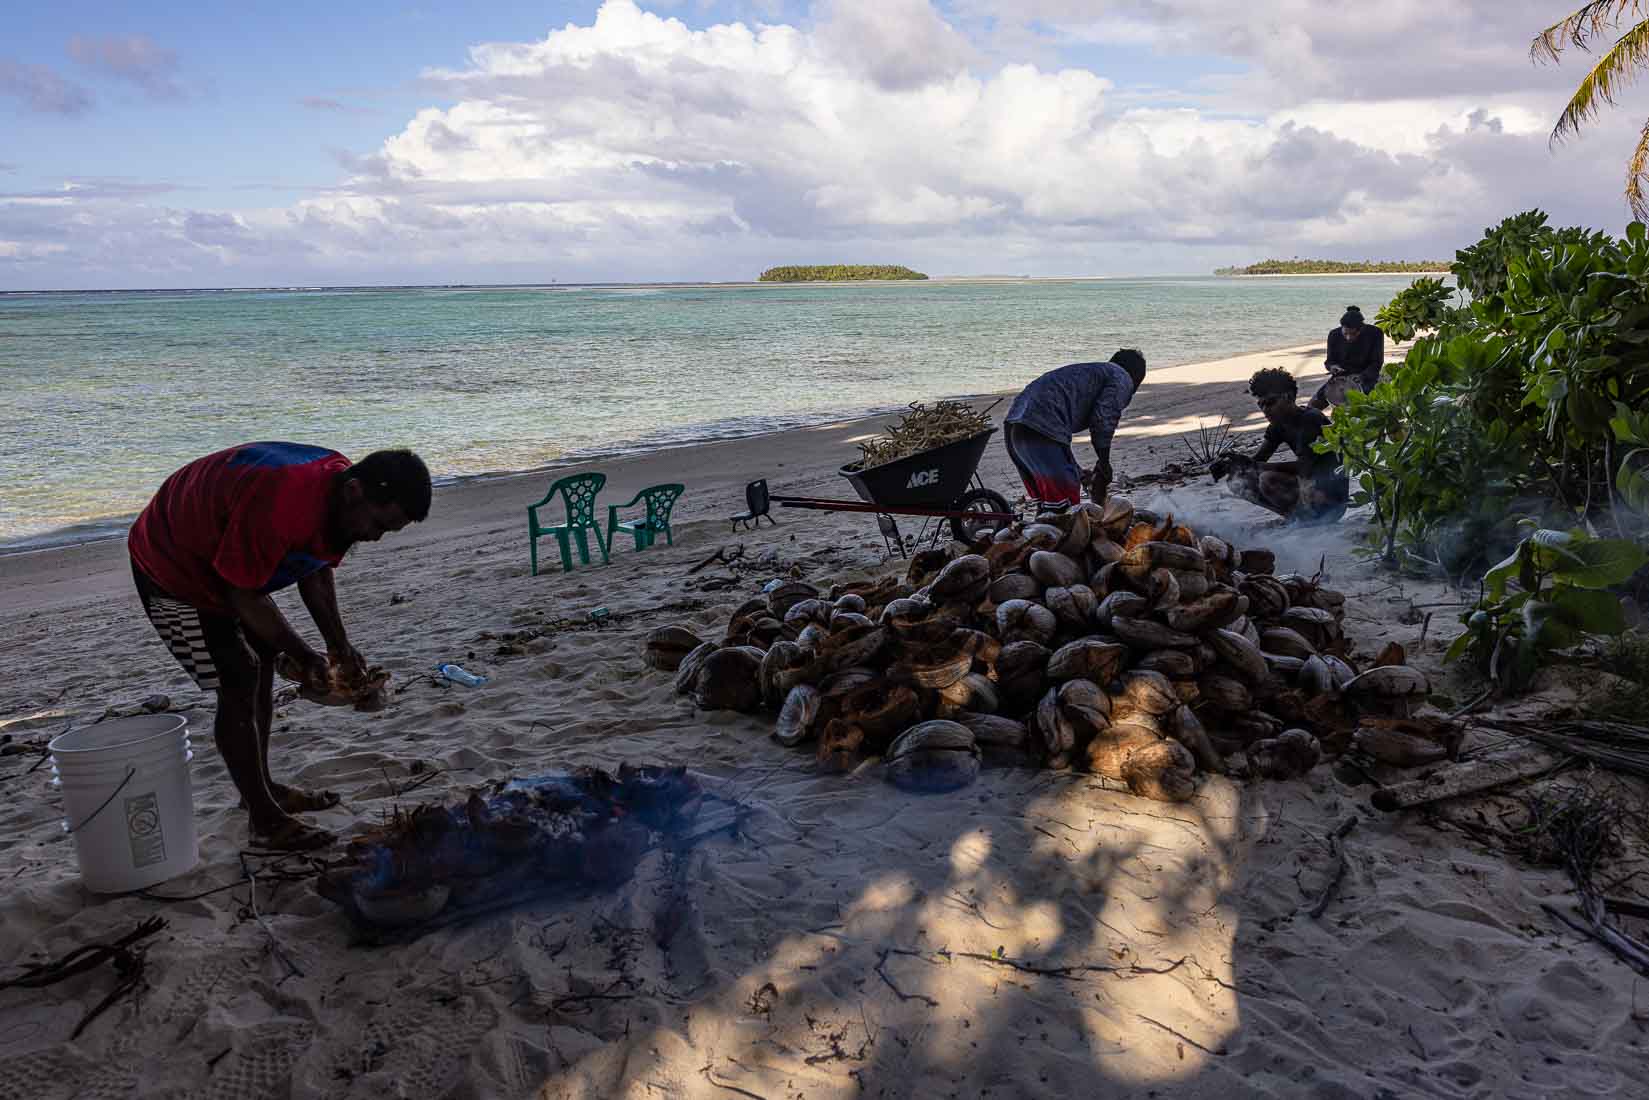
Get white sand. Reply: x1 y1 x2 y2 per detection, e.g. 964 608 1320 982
2 343 1646 1098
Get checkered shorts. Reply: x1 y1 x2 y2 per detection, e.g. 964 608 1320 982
132 561 244 693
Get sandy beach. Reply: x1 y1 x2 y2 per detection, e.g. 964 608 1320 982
2 342 1646 1100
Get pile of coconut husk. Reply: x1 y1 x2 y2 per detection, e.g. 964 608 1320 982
644 497 1440 802
315 765 702 932
845 400 994 471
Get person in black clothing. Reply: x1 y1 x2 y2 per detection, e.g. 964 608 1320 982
1307 306 1384 411
1212 368 1349 524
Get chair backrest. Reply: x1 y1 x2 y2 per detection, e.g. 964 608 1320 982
745 479 770 516
553 472 606 526
641 484 685 527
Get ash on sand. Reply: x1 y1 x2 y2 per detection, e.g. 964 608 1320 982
316 764 704 933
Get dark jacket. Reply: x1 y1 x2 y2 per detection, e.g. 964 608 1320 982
1327 326 1385 391
1005 360 1137 456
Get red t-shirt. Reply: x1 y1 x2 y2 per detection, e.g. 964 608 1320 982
128 442 351 614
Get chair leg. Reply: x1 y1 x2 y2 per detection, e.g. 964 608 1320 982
530 534 538 576
663 525 673 546
573 528 591 565
554 531 573 572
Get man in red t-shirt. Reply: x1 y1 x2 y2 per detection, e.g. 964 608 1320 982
129 442 432 850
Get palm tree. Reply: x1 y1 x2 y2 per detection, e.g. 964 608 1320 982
1534 1 1649 218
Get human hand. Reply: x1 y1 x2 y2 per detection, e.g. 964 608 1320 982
1089 462 1111 504
298 650 333 695
329 643 369 688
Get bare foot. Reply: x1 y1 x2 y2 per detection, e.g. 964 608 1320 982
270 784 341 813
249 815 335 852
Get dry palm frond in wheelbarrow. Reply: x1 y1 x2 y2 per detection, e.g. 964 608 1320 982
847 400 996 471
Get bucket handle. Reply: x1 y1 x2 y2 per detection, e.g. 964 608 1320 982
64 766 137 835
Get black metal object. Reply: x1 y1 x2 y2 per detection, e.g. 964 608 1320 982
730 478 776 531
838 429 996 510
771 429 1015 557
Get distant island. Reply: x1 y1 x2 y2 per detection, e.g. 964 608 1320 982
758 265 929 282
1214 259 1451 276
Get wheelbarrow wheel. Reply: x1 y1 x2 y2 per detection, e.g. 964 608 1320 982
950 488 1012 543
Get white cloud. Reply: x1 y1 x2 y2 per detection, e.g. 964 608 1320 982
0 0 1637 288
0 59 93 115
68 34 188 101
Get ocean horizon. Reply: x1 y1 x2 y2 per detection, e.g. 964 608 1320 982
0 275 1418 552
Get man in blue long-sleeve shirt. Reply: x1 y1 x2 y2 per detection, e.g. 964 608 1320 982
1003 349 1146 509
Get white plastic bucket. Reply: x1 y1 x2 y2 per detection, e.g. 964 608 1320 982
49 715 198 893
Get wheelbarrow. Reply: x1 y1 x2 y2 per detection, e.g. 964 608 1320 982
769 428 1015 556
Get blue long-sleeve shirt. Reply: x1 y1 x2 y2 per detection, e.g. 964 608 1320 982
1004 360 1138 457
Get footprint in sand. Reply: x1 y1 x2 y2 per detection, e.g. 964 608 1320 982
309 999 497 1098
181 1022 313 1100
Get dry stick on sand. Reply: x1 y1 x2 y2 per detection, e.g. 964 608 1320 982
886 945 1189 982
700 1060 767 1100
1183 415 1234 468
1310 817 1358 919
875 949 939 1007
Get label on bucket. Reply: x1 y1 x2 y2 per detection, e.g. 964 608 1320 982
125 791 167 869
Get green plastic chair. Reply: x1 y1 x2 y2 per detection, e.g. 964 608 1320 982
528 473 609 575
607 484 685 552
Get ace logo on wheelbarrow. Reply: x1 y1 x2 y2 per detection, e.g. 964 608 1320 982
905 468 942 490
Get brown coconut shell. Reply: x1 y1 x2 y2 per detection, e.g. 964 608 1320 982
1162 590 1245 634
1044 584 1099 632
1112 617 1198 650
1208 628 1268 684
1115 670 1180 715
1028 550 1084 589
644 625 704 671
930 555 991 603
1122 739 1198 802
817 719 866 773
767 581 820 619
996 599 1058 647
774 684 826 747
990 572 1041 605
693 647 764 712
1083 722 1160 779
1046 638 1128 684
675 641 720 695
1169 705 1223 774
885 721 981 792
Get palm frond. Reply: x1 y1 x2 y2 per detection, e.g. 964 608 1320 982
1628 116 1649 219
1550 17 1649 143
1534 0 1649 62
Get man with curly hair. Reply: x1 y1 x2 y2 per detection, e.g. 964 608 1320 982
1211 368 1349 524
1003 349 1146 509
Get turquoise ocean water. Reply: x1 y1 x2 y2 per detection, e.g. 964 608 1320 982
0 276 1418 550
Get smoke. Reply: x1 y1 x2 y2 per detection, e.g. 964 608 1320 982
1128 482 1366 579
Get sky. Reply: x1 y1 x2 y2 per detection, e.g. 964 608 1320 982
0 0 1641 289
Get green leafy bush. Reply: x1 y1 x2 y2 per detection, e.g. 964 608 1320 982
1323 212 1649 574
1446 524 1646 693
1373 277 1458 342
